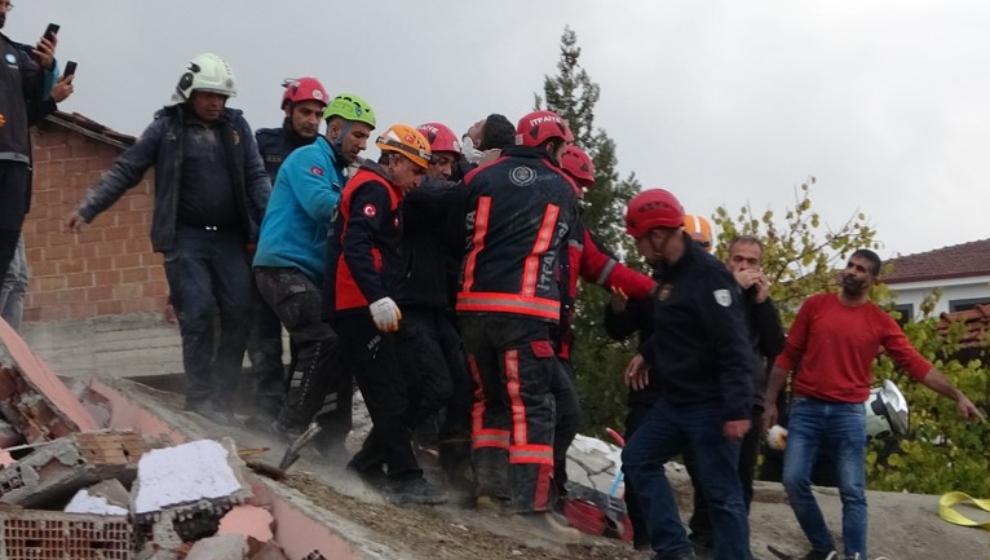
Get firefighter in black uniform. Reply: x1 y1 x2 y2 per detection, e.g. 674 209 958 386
620 188 755 560
249 76 329 422
456 110 581 538
326 123 446 505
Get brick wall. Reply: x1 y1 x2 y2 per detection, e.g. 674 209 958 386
21 122 168 322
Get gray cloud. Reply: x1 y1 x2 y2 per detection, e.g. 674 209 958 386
11 0 990 255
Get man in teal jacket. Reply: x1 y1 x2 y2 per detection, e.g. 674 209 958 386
253 93 375 455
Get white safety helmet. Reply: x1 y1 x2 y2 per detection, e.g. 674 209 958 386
172 52 237 103
865 379 909 438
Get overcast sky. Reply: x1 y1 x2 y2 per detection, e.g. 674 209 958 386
9 1 990 256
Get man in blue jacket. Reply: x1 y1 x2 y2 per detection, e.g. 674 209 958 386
66 53 270 424
248 77 329 424
252 93 375 453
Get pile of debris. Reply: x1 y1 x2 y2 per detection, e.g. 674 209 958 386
0 326 296 560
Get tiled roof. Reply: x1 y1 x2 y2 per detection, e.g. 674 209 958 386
937 303 990 350
43 111 135 149
883 239 990 284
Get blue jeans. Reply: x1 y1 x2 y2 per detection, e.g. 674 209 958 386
782 397 867 559
163 226 253 407
622 399 750 560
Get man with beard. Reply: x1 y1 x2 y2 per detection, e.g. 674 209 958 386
763 249 985 560
248 77 329 423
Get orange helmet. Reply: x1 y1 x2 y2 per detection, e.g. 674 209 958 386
683 213 715 253
376 124 433 169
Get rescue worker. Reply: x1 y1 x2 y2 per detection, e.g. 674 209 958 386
456 110 581 537
393 122 471 477
763 249 985 560
326 124 447 505
620 188 755 560
683 232 786 557
253 93 375 450
65 53 270 424
0 3 69 281
249 76 330 423
555 144 655 505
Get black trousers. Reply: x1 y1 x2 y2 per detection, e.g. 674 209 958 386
162 226 253 407
334 314 420 479
247 279 286 418
0 162 30 283
684 405 763 544
460 314 561 513
254 267 351 442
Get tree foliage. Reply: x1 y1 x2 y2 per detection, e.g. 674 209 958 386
536 27 641 434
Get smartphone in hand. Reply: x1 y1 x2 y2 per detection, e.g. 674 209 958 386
64 61 77 77
44 23 60 41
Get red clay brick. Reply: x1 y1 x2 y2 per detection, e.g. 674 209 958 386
112 254 141 269
96 240 126 257
57 289 87 304
143 280 169 298
66 272 95 289
41 245 71 261
112 284 142 300
94 270 122 286
104 226 132 241
125 237 150 254
38 277 66 291
85 256 113 271
96 300 125 315
121 268 148 283
86 285 115 302
56 259 85 275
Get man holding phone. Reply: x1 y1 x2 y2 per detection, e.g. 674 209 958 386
0 4 73 283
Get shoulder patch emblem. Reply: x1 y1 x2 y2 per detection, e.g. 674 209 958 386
509 166 537 187
363 203 377 218
310 166 325 177
4 53 17 66
713 289 732 307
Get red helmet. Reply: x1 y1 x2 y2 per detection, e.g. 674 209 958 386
281 77 329 110
417 122 461 155
515 110 574 148
560 145 595 190
625 189 685 239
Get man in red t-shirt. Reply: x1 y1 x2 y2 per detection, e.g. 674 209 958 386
763 249 984 560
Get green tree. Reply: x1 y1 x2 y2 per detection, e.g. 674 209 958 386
536 27 642 433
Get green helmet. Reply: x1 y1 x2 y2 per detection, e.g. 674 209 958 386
323 93 376 129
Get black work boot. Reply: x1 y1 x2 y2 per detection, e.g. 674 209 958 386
387 476 448 505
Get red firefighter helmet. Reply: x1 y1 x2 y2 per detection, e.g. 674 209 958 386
281 77 329 110
625 189 685 239
515 110 574 147
560 145 595 190
417 122 461 155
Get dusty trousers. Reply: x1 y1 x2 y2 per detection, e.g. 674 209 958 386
254 267 352 444
459 314 561 513
333 315 421 479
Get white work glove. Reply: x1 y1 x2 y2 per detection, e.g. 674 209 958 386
369 297 402 333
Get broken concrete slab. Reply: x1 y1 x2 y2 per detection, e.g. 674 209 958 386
0 317 99 434
132 438 252 515
185 534 249 560
219 504 275 543
0 508 133 559
0 430 156 508
0 420 21 448
65 478 130 515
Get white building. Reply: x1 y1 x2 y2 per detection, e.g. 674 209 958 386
884 239 990 321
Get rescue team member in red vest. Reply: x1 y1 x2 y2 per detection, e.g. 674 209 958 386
763 249 984 560
553 144 655 503
620 189 755 560
325 124 447 505
456 110 582 538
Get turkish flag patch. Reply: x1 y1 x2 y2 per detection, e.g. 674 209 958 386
310 166 325 177
363 203 378 218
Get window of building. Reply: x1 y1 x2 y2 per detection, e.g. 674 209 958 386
948 297 990 313
893 303 914 326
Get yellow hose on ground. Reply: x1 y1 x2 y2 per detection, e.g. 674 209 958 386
939 492 990 530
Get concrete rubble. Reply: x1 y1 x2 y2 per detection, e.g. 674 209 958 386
0 322 284 560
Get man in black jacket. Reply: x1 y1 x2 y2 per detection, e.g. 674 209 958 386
685 234 785 556
66 53 270 424
0 4 64 281
620 189 754 560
